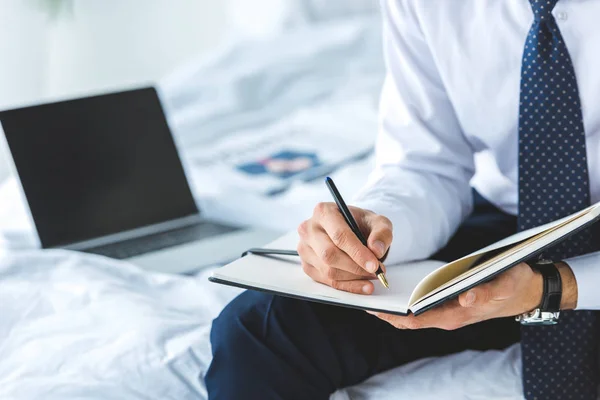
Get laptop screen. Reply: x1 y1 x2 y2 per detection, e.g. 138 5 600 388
0 87 199 248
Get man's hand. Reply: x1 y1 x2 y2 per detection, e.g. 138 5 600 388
368 262 578 330
297 203 393 294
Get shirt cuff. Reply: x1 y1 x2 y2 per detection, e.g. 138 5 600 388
565 251 600 310
349 198 414 265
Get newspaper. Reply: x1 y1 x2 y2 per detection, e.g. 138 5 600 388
185 97 376 197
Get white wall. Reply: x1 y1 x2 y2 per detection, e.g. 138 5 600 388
0 0 228 108
0 1 51 111
0 0 229 181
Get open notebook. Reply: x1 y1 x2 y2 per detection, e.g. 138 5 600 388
210 202 600 316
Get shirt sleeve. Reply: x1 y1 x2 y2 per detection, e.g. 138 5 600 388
352 0 476 265
566 252 600 310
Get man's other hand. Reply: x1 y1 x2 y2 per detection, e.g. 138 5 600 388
367 261 578 330
297 203 393 295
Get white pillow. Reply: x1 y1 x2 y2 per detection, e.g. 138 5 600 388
227 0 379 38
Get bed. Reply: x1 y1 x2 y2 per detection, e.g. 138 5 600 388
0 11 526 400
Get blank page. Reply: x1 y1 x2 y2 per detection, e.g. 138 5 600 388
210 232 444 315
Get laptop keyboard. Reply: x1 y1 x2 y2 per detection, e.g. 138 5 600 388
86 221 238 259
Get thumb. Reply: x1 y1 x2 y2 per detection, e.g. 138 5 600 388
458 284 492 308
365 214 393 260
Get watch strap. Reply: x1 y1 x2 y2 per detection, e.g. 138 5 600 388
527 261 562 312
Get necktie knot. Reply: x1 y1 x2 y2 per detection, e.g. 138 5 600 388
529 0 559 21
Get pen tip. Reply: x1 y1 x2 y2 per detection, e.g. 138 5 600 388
377 273 390 289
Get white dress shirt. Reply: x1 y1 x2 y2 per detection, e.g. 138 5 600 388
353 0 600 310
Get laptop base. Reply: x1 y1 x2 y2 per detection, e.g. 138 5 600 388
85 221 238 260
124 227 282 275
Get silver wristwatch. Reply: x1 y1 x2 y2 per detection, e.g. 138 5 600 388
515 259 562 326
515 308 560 325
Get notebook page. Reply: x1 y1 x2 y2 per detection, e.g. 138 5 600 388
210 231 444 314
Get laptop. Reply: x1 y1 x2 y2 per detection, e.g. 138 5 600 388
0 87 278 273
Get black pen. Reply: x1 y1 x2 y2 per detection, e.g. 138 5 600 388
325 177 390 289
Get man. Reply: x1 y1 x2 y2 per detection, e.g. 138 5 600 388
206 1 600 399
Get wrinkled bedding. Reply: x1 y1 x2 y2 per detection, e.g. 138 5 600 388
0 251 524 400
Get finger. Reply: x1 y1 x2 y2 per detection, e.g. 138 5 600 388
458 281 496 308
367 311 410 329
360 212 393 260
307 223 375 278
302 262 374 295
387 301 472 331
297 219 309 238
458 265 523 309
315 203 380 274
299 240 374 282
304 248 375 281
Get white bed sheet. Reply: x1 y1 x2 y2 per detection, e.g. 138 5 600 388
0 251 230 400
0 16 527 400
0 251 524 400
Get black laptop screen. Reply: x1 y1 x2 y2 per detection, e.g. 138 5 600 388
0 87 199 248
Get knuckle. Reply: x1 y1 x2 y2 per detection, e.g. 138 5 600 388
352 264 366 276
347 246 365 263
384 227 394 242
313 202 330 218
296 241 307 256
301 262 310 274
377 215 393 230
297 220 309 237
326 268 339 280
320 245 338 265
376 225 393 244
330 228 349 247
330 280 341 290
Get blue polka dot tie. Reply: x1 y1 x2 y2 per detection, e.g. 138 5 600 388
519 1 599 399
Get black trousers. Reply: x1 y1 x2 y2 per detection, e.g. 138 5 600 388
206 191 522 399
